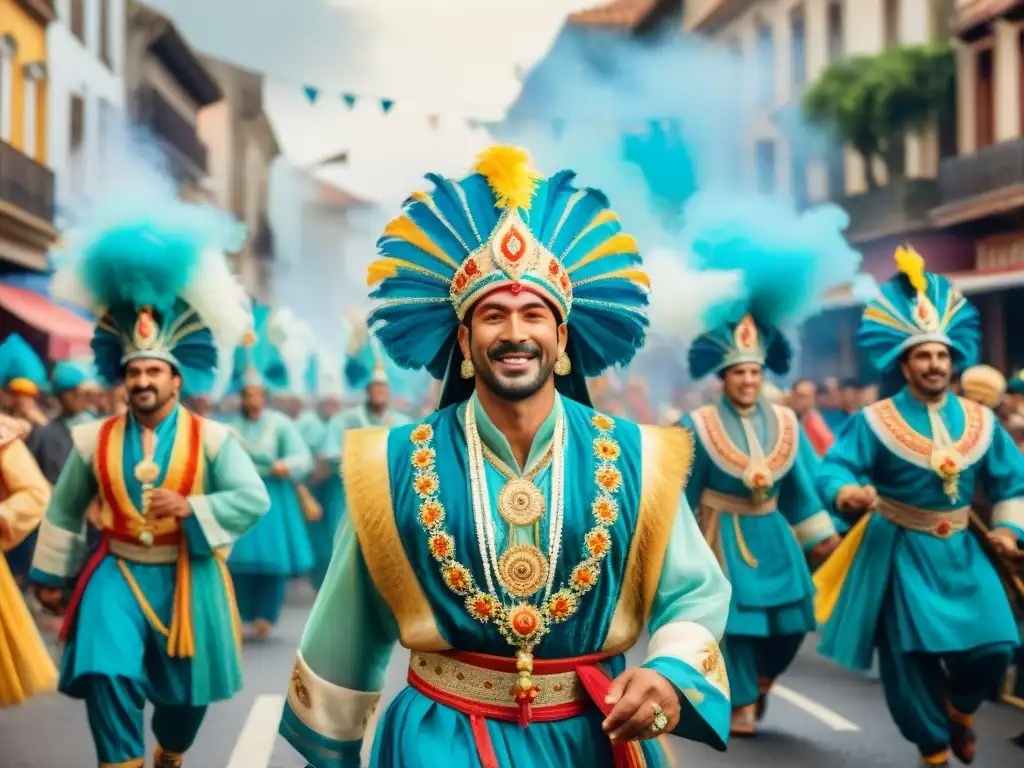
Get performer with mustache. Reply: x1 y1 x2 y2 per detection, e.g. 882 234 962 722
815 247 1024 768
279 146 732 767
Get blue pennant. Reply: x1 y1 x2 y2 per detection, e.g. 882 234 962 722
342 93 357 109
380 98 394 114
303 86 319 104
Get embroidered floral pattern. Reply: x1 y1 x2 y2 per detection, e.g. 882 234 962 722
407 410 625 646
693 404 797 478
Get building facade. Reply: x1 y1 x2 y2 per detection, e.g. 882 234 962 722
0 0 57 275
123 0 221 200
195 56 279 303
47 0 127 216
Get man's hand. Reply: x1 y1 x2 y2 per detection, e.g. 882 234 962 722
271 460 291 478
150 489 191 519
836 484 877 512
811 534 841 561
602 668 680 743
33 584 66 615
989 527 1022 558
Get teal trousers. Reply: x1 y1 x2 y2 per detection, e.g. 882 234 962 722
232 573 288 624
722 633 806 708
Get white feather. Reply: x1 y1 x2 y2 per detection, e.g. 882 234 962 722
645 249 744 345
179 248 253 353
267 309 316 391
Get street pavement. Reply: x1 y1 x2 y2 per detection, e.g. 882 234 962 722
3 581 1023 768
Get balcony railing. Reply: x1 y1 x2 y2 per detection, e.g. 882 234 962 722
134 87 208 174
937 138 1024 208
0 139 55 224
836 179 940 243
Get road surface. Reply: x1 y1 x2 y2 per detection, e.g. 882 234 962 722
3 582 1022 767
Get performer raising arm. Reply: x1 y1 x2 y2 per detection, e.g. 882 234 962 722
815 247 1023 768
29 192 270 768
279 146 733 768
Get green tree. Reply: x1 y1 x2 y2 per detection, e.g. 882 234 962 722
802 43 955 190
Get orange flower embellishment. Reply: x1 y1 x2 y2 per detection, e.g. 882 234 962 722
547 590 577 622
593 437 621 462
591 495 619 525
410 424 434 444
508 604 543 639
418 499 445 529
411 447 436 470
584 529 611 559
466 592 498 621
427 532 455 561
750 471 769 489
591 414 615 431
413 471 440 497
595 465 622 493
570 563 598 593
442 563 471 594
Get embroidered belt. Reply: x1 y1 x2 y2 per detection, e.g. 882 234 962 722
407 651 648 768
697 490 779 569
875 497 969 539
109 534 180 565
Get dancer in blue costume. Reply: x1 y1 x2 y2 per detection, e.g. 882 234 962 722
308 331 411 590
280 146 733 768
297 351 327 454
224 306 316 639
28 190 269 768
814 246 1024 768
674 204 842 737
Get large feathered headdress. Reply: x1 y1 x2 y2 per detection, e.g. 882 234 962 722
51 192 251 397
365 145 650 406
858 245 980 374
265 308 317 397
227 304 288 394
669 193 865 379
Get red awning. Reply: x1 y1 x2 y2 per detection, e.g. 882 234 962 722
0 283 93 359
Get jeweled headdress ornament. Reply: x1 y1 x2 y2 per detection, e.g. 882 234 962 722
51 197 252 397
366 145 650 407
858 246 980 374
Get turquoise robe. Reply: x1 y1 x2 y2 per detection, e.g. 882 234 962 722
816 388 1024 752
682 398 835 708
309 405 411 590
280 394 733 767
29 406 269 764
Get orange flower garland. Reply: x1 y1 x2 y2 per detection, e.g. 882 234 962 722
408 412 624 650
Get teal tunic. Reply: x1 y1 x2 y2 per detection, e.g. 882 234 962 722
309 405 411 590
280 395 733 768
817 388 1024 670
298 409 327 455
29 407 270 705
683 399 834 638
226 408 315 577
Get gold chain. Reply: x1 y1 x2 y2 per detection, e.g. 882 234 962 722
479 440 552 482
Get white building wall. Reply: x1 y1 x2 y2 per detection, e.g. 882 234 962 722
47 0 127 216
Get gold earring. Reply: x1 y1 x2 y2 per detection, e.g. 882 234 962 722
460 358 475 379
554 353 571 376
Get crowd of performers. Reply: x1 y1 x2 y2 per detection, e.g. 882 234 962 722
0 145 1022 768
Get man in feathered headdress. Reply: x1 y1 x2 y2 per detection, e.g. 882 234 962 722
815 247 1024 768
27 193 270 768
0 333 51 430
221 305 316 640
676 196 845 738
279 147 732 768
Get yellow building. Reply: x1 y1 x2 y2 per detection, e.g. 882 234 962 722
0 0 56 274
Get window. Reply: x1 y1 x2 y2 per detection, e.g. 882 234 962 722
827 0 843 63
22 64 44 160
100 0 112 67
884 0 901 48
755 20 775 109
69 0 86 44
790 5 807 90
0 36 12 144
69 93 85 195
976 46 995 150
756 139 776 194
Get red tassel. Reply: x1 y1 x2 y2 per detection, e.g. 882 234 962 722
515 684 538 727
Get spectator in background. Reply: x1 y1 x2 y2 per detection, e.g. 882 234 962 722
821 377 860 432
790 378 835 456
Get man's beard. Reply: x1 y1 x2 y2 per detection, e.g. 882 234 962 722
917 369 949 397
128 387 172 415
474 341 554 402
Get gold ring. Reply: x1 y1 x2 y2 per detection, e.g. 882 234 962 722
650 702 669 734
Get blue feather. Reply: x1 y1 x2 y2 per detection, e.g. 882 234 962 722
531 171 578 245
0 333 48 388
404 199 472 263
424 174 484 249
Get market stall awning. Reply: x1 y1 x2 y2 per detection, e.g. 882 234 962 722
821 267 1024 310
0 283 94 359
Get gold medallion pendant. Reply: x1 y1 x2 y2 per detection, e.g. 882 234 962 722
134 460 160 484
498 478 546 526
497 545 549 598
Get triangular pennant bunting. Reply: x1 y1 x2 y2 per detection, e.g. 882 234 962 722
303 86 319 104
343 93 357 109
380 99 394 114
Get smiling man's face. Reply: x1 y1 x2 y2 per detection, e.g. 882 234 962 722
901 342 952 399
458 288 566 402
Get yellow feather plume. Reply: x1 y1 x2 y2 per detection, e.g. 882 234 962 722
894 245 927 294
367 258 403 286
474 145 542 211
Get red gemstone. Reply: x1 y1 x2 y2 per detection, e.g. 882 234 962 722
936 520 950 536
464 259 479 277
509 282 522 295
501 228 526 262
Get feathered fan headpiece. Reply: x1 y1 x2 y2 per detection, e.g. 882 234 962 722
365 145 650 406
